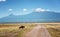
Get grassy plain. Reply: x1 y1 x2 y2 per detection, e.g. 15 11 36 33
0 23 60 37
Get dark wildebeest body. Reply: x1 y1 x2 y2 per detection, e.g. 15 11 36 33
19 26 25 29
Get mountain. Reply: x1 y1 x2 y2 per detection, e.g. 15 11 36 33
0 11 60 23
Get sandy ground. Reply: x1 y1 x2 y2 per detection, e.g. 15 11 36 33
23 25 52 37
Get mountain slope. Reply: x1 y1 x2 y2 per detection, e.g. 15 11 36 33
0 11 60 23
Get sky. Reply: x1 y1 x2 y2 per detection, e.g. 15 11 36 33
0 0 60 18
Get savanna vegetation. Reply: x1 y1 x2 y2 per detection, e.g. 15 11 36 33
0 23 60 37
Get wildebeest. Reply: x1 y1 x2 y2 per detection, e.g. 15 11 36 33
19 26 25 29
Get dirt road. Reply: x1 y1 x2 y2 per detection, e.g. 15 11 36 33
23 25 52 37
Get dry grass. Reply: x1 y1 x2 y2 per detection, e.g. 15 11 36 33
45 24 60 37
0 23 60 37
0 23 37 37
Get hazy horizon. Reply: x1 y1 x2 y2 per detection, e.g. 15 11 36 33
0 0 60 22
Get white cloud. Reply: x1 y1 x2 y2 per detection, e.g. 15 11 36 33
8 9 13 12
23 9 28 12
0 0 6 2
34 8 50 12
